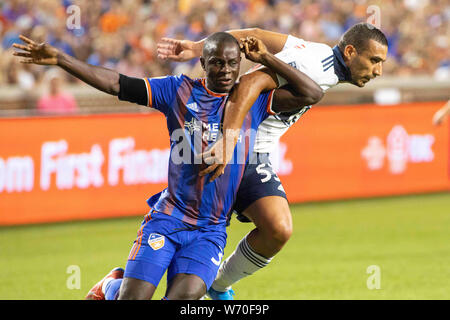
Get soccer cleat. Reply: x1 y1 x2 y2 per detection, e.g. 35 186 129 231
85 267 124 300
207 287 235 300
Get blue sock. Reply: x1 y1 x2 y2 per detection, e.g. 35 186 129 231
104 278 122 300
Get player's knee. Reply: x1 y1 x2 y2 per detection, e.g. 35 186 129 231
117 278 154 300
168 287 204 300
261 210 293 249
270 218 293 246
166 274 206 300
118 288 147 300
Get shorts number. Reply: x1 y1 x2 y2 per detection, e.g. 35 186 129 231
256 163 272 183
255 163 286 194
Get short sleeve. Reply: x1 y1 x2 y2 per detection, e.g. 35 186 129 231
144 75 184 115
282 35 306 50
273 43 333 89
251 90 276 125
273 47 306 88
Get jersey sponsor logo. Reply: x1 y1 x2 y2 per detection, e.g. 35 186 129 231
183 118 246 144
321 55 334 72
148 233 165 250
184 117 201 135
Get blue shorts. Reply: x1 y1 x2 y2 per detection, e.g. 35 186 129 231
233 152 287 218
124 211 227 290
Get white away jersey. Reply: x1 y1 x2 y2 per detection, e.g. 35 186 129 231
254 35 339 153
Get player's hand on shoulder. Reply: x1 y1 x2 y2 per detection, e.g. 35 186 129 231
157 37 199 62
240 36 269 64
12 35 59 65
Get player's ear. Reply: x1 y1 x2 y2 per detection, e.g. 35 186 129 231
200 56 206 71
344 44 357 60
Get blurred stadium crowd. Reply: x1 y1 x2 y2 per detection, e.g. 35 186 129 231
0 0 449 101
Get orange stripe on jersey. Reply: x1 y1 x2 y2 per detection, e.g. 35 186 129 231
266 90 276 115
129 211 153 260
144 78 152 107
200 79 228 98
127 242 138 260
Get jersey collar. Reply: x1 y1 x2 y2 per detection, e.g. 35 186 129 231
200 78 228 98
332 45 352 82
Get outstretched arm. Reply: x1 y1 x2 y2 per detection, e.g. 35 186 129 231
13 35 120 95
157 28 288 61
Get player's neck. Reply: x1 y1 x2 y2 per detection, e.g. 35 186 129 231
201 79 228 97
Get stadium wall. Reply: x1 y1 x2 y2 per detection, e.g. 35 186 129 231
0 102 448 226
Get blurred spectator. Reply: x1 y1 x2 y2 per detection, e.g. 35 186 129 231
36 70 78 114
0 0 449 88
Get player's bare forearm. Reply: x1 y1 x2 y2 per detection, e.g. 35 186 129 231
272 85 317 112
199 73 275 181
158 28 287 62
12 35 120 96
56 51 120 96
224 37 322 134
223 47 323 133
227 28 288 54
195 28 288 57
258 52 324 111
223 70 276 134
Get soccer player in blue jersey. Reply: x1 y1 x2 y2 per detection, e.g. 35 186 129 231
158 23 388 299
13 32 322 299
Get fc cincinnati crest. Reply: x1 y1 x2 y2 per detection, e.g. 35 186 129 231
148 233 165 250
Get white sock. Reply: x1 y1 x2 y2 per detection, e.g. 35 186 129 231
211 235 272 292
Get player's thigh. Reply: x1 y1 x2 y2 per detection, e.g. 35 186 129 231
166 229 226 298
244 195 292 240
118 277 156 300
165 274 207 300
123 211 178 298
234 153 291 233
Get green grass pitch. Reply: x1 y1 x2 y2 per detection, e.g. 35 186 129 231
1 192 449 300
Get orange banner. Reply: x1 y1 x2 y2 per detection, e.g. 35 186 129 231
272 101 450 202
0 102 448 225
0 113 170 225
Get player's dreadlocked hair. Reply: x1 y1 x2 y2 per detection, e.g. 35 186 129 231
338 23 388 53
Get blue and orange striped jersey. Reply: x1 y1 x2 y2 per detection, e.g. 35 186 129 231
142 74 274 229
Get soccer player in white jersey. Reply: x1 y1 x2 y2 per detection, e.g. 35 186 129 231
157 22 388 300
